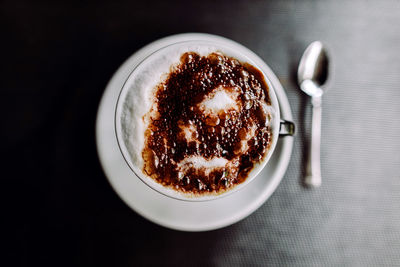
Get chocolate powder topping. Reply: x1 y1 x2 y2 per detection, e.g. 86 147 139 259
142 52 272 195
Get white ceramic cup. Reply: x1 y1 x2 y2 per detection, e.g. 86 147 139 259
115 36 294 202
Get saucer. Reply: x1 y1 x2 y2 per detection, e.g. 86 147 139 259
96 33 294 231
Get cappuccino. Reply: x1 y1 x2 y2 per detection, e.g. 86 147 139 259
118 42 276 196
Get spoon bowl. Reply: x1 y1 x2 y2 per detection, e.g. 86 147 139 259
298 41 329 97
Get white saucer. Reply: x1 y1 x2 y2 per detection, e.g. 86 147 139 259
96 33 294 232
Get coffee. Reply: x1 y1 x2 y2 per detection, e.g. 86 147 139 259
117 43 276 197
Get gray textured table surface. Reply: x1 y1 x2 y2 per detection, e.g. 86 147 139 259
4 0 400 266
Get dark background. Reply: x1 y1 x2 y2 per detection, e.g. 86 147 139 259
3 0 400 266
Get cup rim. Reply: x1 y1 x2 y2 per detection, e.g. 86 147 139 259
115 38 281 202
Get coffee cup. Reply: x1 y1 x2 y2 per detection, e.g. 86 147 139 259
115 36 294 201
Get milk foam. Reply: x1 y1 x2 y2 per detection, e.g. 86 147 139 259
177 156 228 176
199 86 239 112
118 43 276 183
179 123 198 143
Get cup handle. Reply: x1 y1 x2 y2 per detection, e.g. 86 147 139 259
279 120 296 136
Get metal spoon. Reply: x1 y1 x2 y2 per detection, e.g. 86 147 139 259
297 41 329 188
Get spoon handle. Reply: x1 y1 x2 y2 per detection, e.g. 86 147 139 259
305 96 322 187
